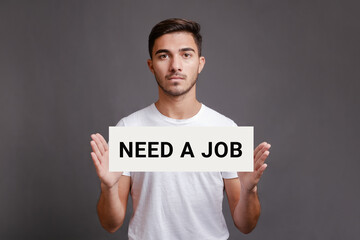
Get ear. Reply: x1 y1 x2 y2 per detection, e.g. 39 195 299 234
147 59 154 74
198 56 206 74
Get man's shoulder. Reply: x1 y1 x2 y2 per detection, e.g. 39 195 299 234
116 104 154 126
200 104 237 126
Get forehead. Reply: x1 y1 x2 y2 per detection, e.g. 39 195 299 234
153 31 198 54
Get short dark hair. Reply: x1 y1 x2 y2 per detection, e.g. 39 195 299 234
148 18 202 58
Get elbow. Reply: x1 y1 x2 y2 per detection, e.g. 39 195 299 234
233 212 260 234
98 213 124 233
101 221 123 233
96 204 125 233
239 225 256 234
235 222 257 234
104 227 119 234
104 227 117 234
233 205 261 234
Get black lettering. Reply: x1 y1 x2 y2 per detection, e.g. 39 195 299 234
180 142 195 158
135 142 146 158
201 142 212 158
161 142 173 157
120 142 132 157
215 142 228 158
230 142 242 157
148 142 159 158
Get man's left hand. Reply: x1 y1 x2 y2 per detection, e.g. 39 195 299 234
237 142 271 192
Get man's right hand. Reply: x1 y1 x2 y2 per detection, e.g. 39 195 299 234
90 133 123 190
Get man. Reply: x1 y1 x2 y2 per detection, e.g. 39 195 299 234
90 18 271 239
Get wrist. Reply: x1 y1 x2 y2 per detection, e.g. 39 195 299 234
101 182 118 193
241 185 258 194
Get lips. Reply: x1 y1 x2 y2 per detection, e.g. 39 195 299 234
167 74 186 80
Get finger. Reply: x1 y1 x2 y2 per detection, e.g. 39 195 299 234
255 150 270 171
96 133 109 151
255 143 271 163
91 134 105 155
254 142 267 158
90 140 103 161
91 152 103 173
256 163 267 179
91 152 106 180
255 150 270 169
91 134 105 154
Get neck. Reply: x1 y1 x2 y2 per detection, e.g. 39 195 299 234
155 87 201 119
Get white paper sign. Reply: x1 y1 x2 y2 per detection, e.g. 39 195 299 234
109 126 253 172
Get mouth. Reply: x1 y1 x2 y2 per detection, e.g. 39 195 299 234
167 74 186 80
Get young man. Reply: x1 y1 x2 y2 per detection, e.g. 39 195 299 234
90 18 271 240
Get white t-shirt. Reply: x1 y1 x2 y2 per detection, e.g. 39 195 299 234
117 103 238 240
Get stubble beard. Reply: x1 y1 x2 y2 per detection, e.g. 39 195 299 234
155 73 198 97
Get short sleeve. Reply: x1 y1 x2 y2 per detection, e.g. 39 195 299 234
122 172 131 176
116 118 125 126
231 120 238 127
221 172 238 179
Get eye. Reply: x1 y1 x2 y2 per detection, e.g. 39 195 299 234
159 54 168 59
183 53 192 58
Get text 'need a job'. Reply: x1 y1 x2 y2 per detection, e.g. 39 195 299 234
119 141 243 158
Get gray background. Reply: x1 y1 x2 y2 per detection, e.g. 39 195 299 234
1 0 359 239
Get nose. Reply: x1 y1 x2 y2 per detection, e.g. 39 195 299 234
169 55 183 72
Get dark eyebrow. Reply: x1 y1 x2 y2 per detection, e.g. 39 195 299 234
180 48 195 53
155 49 170 55
155 48 196 56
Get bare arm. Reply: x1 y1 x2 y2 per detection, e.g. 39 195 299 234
90 133 131 233
97 176 130 232
225 142 270 234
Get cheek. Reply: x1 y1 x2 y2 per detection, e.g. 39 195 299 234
153 65 167 79
186 61 200 74
153 62 168 73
